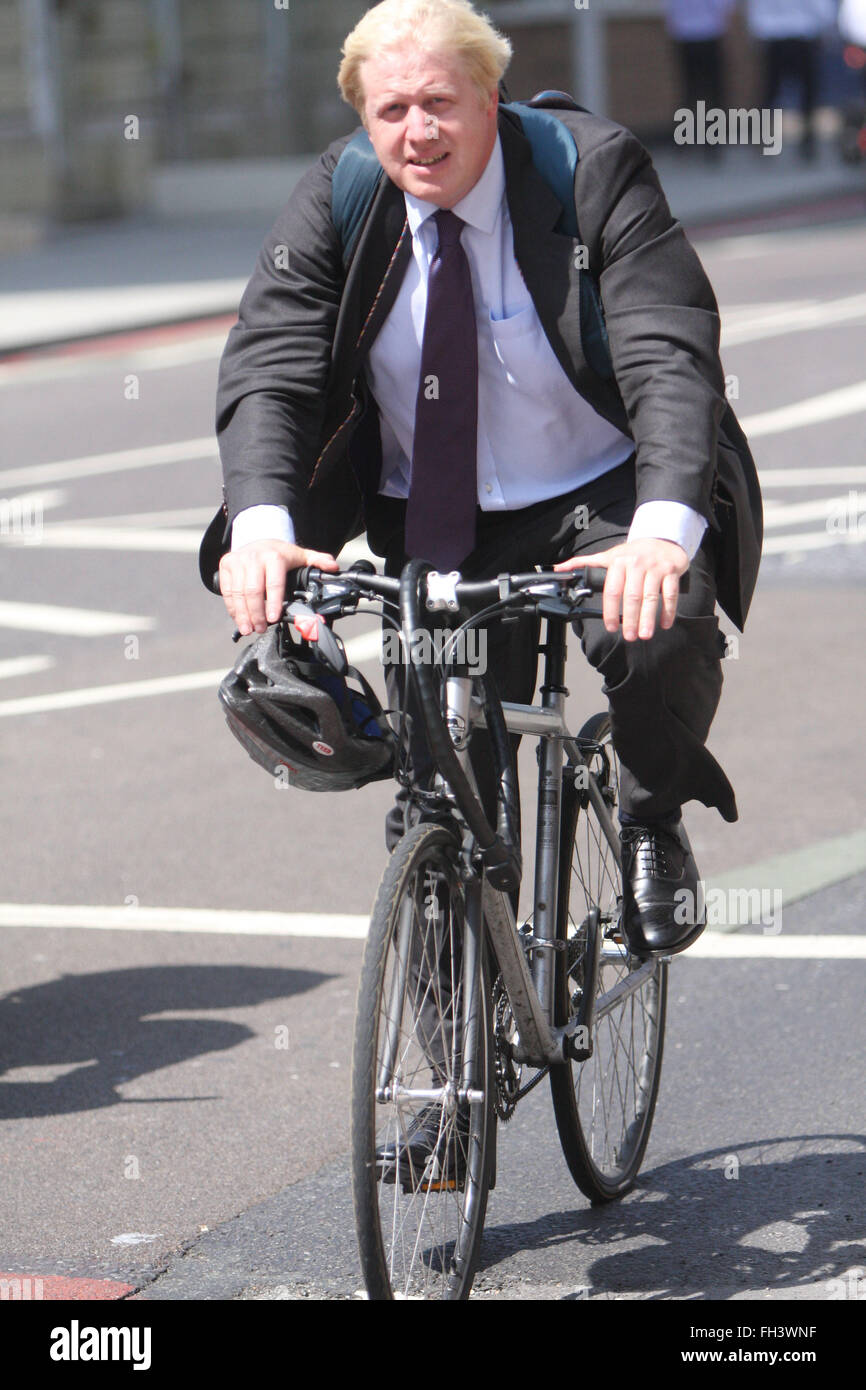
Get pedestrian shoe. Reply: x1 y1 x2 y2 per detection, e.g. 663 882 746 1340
620 819 705 958
376 1102 470 1192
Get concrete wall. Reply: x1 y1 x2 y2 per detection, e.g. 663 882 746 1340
0 0 811 226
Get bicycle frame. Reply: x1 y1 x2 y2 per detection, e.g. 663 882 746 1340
437 614 657 1070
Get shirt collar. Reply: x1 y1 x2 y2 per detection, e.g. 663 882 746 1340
404 134 504 238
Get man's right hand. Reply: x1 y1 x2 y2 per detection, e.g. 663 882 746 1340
219 540 339 636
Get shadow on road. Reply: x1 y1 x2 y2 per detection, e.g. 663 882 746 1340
480 1136 866 1298
0 963 333 1119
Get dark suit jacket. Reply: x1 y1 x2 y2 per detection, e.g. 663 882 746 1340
203 104 762 629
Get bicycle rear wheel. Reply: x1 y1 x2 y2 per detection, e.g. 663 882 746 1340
549 713 667 1202
352 823 495 1299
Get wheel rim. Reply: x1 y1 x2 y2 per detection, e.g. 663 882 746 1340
565 729 665 1188
369 846 490 1297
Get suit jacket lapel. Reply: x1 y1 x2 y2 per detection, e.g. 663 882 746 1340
340 176 412 364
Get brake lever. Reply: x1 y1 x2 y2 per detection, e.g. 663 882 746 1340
285 601 348 676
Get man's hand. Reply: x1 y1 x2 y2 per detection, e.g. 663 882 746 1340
219 540 339 636
554 538 689 641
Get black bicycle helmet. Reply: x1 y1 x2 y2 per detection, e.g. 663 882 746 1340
218 618 395 792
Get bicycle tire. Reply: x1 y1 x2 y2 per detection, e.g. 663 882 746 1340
549 713 668 1203
352 822 495 1299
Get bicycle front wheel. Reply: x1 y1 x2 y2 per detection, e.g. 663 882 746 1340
549 713 668 1202
352 823 495 1299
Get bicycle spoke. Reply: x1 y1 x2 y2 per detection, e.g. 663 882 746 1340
551 717 667 1200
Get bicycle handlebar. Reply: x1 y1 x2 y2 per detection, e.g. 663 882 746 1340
284 564 689 605
278 560 687 892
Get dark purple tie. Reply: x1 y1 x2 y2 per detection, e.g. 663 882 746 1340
405 209 478 571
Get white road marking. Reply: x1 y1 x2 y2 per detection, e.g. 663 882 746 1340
759 466 866 487
61 505 218 528
685 934 866 959
710 233 801 259
741 380 866 438
0 437 216 489
0 487 66 513
0 524 203 553
722 293 866 347
0 903 861 954
0 628 379 717
0 601 156 636
0 655 54 679
762 527 866 555
709 221 864 260
0 334 227 387
762 491 866 528
0 667 219 717
722 300 813 321
0 903 370 938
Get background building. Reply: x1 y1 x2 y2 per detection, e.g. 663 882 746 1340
0 0 851 225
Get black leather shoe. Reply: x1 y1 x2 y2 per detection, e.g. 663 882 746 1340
620 819 705 957
376 1103 470 1192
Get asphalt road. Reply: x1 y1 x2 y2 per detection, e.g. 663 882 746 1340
0 208 864 1308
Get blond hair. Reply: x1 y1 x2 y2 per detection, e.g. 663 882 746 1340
338 0 512 117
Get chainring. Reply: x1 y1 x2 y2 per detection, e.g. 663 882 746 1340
492 974 522 1121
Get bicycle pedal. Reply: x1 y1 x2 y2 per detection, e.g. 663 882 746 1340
415 1176 460 1193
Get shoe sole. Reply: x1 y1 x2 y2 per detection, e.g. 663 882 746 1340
625 915 707 959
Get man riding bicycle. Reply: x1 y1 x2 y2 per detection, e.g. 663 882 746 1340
203 0 762 968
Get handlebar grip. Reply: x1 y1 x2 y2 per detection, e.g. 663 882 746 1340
285 566 316 595
575 565 690 595
582 567 608 593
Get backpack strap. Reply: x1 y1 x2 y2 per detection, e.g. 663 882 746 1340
331 128 384 268
503 95 613 378
501 96 580 238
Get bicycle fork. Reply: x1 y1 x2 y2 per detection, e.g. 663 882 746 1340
375 870 486 1110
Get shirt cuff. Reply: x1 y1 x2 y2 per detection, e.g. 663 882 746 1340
231 504 295 550
627 502 707 562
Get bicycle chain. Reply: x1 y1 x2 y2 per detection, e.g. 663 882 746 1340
492 974 522 1121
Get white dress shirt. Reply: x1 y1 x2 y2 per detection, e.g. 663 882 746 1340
232 135 707 561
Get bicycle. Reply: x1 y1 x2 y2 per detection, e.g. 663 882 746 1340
284 558 670 1300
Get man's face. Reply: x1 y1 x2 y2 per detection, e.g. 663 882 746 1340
359 47 498 207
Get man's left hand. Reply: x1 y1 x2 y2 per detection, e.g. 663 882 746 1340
554 538 689 641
